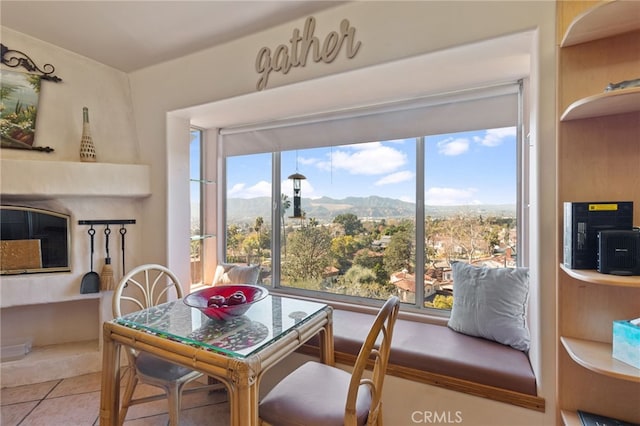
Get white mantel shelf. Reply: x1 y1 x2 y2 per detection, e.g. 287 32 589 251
0 158 151 198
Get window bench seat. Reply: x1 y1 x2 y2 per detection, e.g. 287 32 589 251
299 306 545 412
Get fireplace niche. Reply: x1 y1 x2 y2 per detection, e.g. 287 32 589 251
0 205 71 275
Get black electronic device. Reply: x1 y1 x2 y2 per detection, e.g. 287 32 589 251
597 229 640 276
563 201 634 269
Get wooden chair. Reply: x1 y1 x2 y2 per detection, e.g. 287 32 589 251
112 264 222 425
259 296 401 426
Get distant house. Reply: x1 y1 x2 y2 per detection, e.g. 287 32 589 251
371 235 392 249
390 266 453 303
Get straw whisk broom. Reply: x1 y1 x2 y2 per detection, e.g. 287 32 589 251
100 225 116 291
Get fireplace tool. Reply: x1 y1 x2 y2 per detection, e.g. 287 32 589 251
120 225 127 275
100 225 115 291
80 226 100 294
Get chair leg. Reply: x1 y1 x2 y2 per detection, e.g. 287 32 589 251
165 381 186 426
119 372 139 425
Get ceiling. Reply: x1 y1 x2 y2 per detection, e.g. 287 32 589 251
2 1 532 131
0 1 342 72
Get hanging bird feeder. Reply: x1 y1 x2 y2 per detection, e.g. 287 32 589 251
288 172 306 219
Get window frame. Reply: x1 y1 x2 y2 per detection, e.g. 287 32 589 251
214 81 528 315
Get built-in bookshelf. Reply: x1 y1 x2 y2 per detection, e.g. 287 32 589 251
556 1 640 425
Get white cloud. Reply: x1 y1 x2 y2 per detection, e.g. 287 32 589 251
298 156 318 166
317 142 406 175
474 126 516 147
425 187 479 205
375 170 414 186
437 137 469 156
229 180 271 198
227 183 245 196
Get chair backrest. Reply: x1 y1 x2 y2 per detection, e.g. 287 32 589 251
345 296 400 425
113 264 184 317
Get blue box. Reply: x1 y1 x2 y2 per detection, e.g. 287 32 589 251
612 320 640 370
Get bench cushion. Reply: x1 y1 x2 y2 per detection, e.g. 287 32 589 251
307 309 537 396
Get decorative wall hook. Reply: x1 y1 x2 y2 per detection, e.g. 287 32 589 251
1 43 62 82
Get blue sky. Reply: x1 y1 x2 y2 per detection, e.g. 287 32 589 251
220 127 517 206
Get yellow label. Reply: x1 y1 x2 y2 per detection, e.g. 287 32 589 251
588 203 618 211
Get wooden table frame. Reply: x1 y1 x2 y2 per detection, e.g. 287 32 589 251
100 305 334 426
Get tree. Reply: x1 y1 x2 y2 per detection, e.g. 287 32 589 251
283 224 332 283
341 265 379 297
242 233 260 264
483 223 502 254
254 216 264 233
383 219 412 236
456 215 484 262
424 216 441 262
353 248 388 285
226 224 243 260
383 230 412 276
333 213 364 236
427 294 453 309
330 235 359 272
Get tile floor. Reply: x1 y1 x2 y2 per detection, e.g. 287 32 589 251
1 371 230 426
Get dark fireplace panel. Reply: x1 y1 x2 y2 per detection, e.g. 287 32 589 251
1 206 70 274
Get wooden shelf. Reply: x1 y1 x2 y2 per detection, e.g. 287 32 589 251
561 0 640 47
561 410 639 426
557 1 640 423
561 336 640 383
560 264 640 287
560 410 580 426
560 87 640 121
0 159 151 199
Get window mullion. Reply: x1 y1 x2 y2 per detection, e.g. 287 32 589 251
415 137 425 309
272 152 282 288
516 78 527 267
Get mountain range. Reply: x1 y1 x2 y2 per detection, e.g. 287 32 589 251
225 195 515 225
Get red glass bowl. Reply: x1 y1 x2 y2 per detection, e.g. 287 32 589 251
183 284 268 320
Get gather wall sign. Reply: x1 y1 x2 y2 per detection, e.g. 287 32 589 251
255 16 362 91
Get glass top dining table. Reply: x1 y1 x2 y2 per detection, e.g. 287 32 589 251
100 293 334 426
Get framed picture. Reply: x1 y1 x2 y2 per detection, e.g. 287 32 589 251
0 69 43 150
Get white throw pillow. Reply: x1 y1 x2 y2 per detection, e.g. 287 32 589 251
213 263 260 285
447 261 530 352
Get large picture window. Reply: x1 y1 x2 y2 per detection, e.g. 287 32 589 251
218 82 526 313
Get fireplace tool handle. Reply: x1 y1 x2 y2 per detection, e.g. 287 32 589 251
120 226 127 274
89 227 95 271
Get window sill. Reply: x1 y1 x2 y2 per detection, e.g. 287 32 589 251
266 287 451 324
